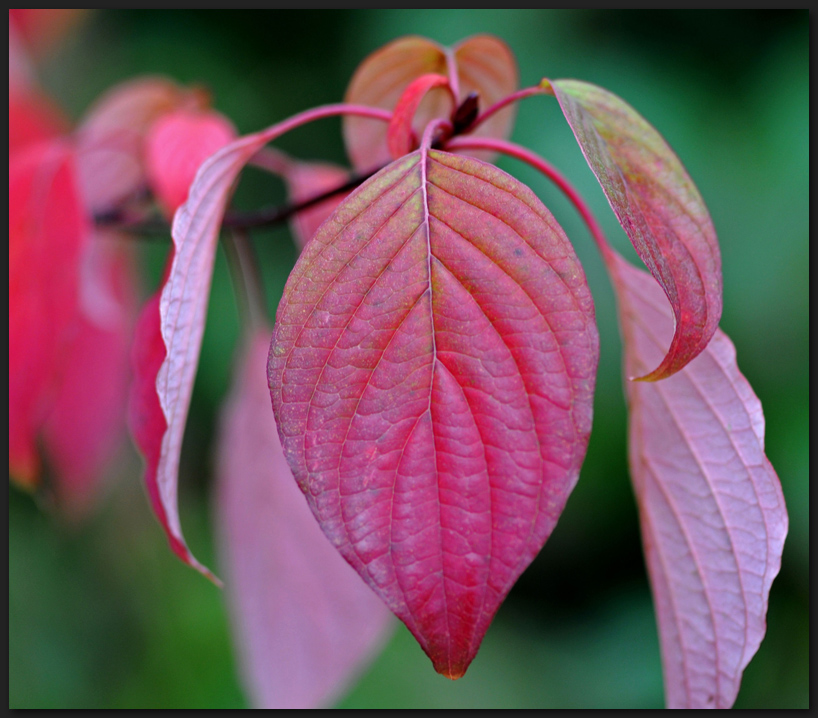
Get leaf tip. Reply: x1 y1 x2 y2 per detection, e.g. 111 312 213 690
172 538 223 587
439 667 467 681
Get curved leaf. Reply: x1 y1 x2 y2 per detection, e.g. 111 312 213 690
548 79 722 380
151 107 364 577
128 275 219 579
387 73 451 160
217 328 394 708
269 149 598 678
610 252 787 708
343 34 518 171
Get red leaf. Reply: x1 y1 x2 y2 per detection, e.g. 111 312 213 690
343 35 518 172
42 235 137 518
9 141 88 486
144 108 237 217
609 252 787 708
269 149 598 677
547 79 722 380
386 73 452 159
217 328 394 708
8 89 68 155
128 270 218 580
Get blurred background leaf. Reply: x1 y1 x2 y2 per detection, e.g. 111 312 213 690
9 10 807 709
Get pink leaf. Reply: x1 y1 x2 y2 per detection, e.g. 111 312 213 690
144 108 237 217
269 149 598 678
152 105 365 577
9 141 87 487
75 77 200 212
609 252 787 708
343 35 518 172
547 79 722 380
42 235 137 518
217 328 394 708
283 160 351 251
128 275 204 573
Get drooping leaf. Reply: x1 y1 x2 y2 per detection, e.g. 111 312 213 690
269 149 598 678
343 34 518 171
9 141 88 487
609 252 787 708
128 268 217 579
151 110 352 577
42 235 137 518
144 107 237 217
547 79 722 380
217 328 394 708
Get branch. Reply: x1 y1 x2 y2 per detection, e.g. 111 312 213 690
94 167 379 237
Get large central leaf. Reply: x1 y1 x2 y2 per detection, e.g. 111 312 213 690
269 149 598 678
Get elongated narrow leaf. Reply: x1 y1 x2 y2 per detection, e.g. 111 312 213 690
129 278 217 579
217 328 394 708
548 79 722 380
269 149 598 678
609 252 787 708
9 141 87 486
343 35 517 171
152 112 346 576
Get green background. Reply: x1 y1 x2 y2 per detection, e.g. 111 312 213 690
9 10 808 708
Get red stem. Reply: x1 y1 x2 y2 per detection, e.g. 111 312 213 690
445 135 615 262
467 85 547 135
421 118 454 152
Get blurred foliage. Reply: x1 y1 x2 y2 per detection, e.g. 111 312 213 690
9 10 807 708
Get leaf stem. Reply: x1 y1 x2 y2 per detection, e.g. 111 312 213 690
445 135 615 262
466 85 548 136
95 167 380 236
